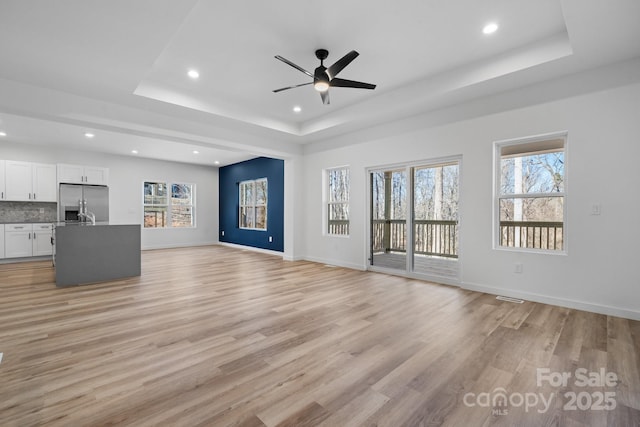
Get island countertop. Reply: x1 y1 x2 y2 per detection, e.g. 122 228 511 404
54 223 141 287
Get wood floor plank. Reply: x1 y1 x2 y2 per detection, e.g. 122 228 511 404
0 245 638 426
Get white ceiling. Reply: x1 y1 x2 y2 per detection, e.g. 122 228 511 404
0 0 639 166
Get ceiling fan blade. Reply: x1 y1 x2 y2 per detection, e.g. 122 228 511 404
275 55 314 78
320 90 330 105
273 82 313 93
326 50 359 79
329 78 376 90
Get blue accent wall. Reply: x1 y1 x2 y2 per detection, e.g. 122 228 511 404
219 157 284 252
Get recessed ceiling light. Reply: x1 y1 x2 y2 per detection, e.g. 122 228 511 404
483 22 498 35
84 132 95 138
193 150 199 154
293 106 302 113
131 150 138 154
188 69 200 79
214 161 220 165
0 131 6 137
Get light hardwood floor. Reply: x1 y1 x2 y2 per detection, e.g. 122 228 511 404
0 246 638 426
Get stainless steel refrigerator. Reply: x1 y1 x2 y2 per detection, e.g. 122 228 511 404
59 184 109 223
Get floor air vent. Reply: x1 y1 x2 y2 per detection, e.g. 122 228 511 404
496 295 524 304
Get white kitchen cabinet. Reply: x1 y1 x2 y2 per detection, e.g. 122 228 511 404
5 161 32 201
0 160 5 200
5 224 33 258
32 163 57 202
32 223 54 256
0 224 4 258
58 163 109 185
4 223 53 258
83 166 109 185
57 163 84 183
3 161 57 202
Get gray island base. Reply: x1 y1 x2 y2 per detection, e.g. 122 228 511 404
55 224 141 287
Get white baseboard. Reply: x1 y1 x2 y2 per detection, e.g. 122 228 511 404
462 281 640 321
216 242 284 257
302 255 366 271
141 241 218 251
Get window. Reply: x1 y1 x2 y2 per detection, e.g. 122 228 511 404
326 167 350 235
239 178 267 230
496 135 566 252
144 181 194 228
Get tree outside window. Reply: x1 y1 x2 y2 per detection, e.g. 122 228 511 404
239 178 267 230
144 181 194 228
327 167 350 235
496 136 566 251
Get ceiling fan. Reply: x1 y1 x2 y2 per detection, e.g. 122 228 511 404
273 49 376 105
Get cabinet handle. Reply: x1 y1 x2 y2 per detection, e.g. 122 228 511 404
28 232 31 240
34 193 37 200
34 233 37 239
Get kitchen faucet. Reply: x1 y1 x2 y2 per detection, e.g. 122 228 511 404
77 199 96 225
78 211 96 225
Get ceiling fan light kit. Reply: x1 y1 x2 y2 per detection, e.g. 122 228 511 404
274 49 376 105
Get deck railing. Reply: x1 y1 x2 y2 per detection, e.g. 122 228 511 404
499 221 563 250
371 219 458 258
327 220 349 236
415 220 458 258
337 219 562 256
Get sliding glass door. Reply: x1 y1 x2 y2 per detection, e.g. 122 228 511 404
369 158 460 282
412 161 459 278
370 169 408 272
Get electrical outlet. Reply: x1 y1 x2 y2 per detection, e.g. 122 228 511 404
39 208 45 214
514 262 523 274
591 203 601 215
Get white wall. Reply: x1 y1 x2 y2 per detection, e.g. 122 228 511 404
0 142 219 249
301 81 640 320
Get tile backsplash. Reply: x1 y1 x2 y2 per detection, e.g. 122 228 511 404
0 201 57 223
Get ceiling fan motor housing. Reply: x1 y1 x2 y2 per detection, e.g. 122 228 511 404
315 49 329 62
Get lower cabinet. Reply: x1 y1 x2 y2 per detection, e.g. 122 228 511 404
33 224 54 256
5 224 33 258
4 223 53 258
0 224 4 258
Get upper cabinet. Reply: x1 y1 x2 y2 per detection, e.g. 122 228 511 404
0 160 5 200
4 161 56 202
84 165 109 185
32 163 57 201
58 164 109 185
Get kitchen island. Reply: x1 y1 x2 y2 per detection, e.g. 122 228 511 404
54 223 141 287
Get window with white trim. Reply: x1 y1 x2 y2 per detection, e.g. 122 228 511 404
326 166 350 236
143 181 195 228
239 178 267 230
496 135 566 252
